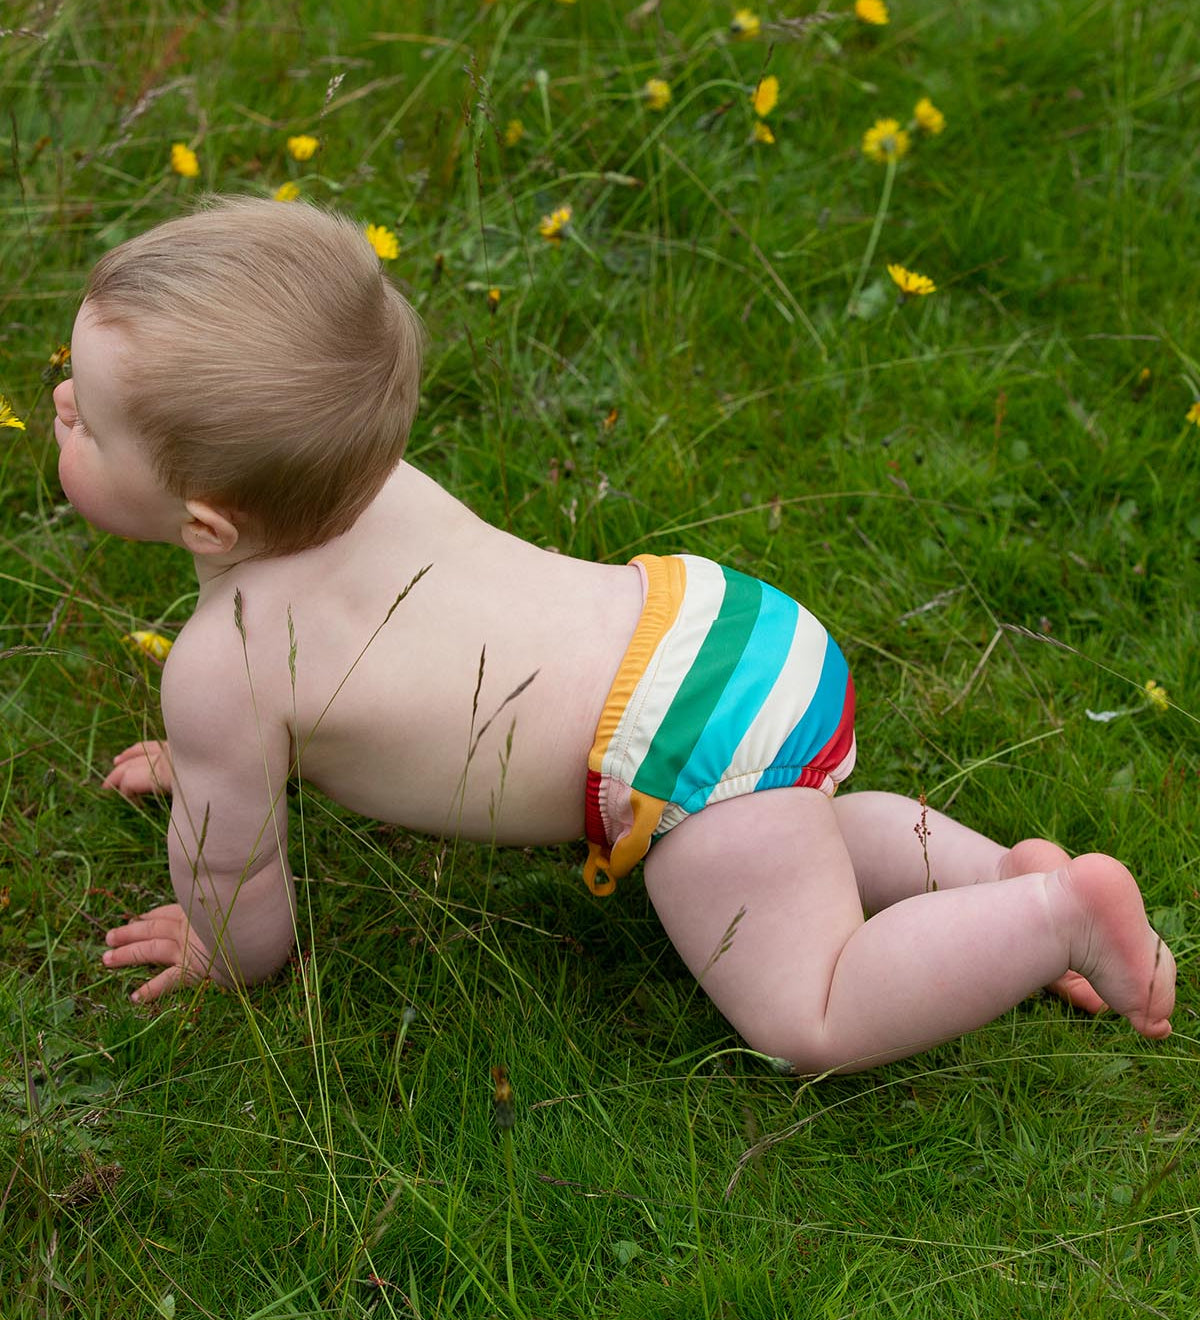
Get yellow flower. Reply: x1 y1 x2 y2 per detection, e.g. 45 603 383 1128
1144 679 1170 713
487 287 501 314
914 96 946 135
503 118 525 147
753 120 776 145
170 143 200 178
0 395 26 430
644 78 672 112
1187 401 1200 426
730 8 760 39
365 224 399 261
862 118 910 163
287 134 319 161
273 181 300 203
42 344 71 384
887 263 937 297
751 75 779 118
854 0 889 24
539 203 572 243
126 631 173 662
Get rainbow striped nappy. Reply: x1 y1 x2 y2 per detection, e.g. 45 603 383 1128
583 554 856 896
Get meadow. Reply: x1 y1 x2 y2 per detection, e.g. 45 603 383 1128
2 0 1200 1315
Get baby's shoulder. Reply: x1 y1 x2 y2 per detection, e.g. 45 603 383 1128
160 582 283 730
159 597 295 783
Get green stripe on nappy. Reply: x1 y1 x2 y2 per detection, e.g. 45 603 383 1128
631 565 763 797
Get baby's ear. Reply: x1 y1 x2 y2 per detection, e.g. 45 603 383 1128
181 499 241 556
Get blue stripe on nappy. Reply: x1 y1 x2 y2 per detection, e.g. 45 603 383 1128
754 632 849 792
670 574 799 813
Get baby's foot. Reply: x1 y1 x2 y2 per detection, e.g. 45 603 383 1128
1000 838 1106 1014
1054 853 1175 1039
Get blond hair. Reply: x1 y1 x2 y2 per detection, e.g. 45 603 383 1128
84 196 424 556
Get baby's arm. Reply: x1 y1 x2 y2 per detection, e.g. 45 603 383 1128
102 640 296 1000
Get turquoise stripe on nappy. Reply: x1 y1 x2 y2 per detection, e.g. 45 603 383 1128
630 564 762 799
755 632 851 791
669 576 799 813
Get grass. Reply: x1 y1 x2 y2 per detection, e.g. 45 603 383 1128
2 0 1200 1315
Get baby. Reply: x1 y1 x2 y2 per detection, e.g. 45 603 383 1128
56 197 1174 1075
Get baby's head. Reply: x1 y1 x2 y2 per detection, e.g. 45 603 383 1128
79 196 424 556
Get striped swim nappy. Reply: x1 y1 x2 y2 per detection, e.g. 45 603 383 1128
583 554 856 896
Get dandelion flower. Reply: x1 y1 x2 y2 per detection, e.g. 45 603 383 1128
0 395 26 430
644 78 672 112
487 287 501 314
862 118 910 163
287 134 319 161
1144 679 1170 712
855 0 889 24
170 143 199 178
753 120 776 145
887 263 937 296
126 631 173 662
730 8 760 39
42 344 71 384
273 181 300 202
751 75 779 118
365 224 399 261
503 118 525 147
1187 401 1200 426
539 203 572 243
914 96 946 135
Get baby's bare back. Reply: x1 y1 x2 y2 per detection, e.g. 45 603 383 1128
181 463 643 845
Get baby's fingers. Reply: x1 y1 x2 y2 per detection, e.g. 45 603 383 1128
102 928 208 1003
111 741 154 765
113 739 168 765
101 763 142 796
105 913 180 950
130 966 185 1004
103 742 171 795
101 760 146 794
102 758 170 798
102 931 181 970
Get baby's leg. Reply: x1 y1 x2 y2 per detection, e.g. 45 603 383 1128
833 791 1105 1011
832 790 1052 907
644 788 1174 1074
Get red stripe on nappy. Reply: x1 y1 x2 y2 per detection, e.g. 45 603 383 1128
794 672 856 788
585 768 608 849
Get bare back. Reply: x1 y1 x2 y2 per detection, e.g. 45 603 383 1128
173 463 643 845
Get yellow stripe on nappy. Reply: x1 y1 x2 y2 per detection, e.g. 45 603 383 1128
587 554 688 773
606 787 666 877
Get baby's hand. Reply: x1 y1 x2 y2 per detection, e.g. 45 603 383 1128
102 740 173 797
102 903 213 1003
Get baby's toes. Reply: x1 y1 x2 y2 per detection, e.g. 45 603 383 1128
1045 969 1107 1015
1001 837 1071 879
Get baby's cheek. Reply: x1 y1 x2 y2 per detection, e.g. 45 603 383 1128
57 444 79 498
57 443 94 518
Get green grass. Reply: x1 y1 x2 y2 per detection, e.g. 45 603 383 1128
3 0 1200 1315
